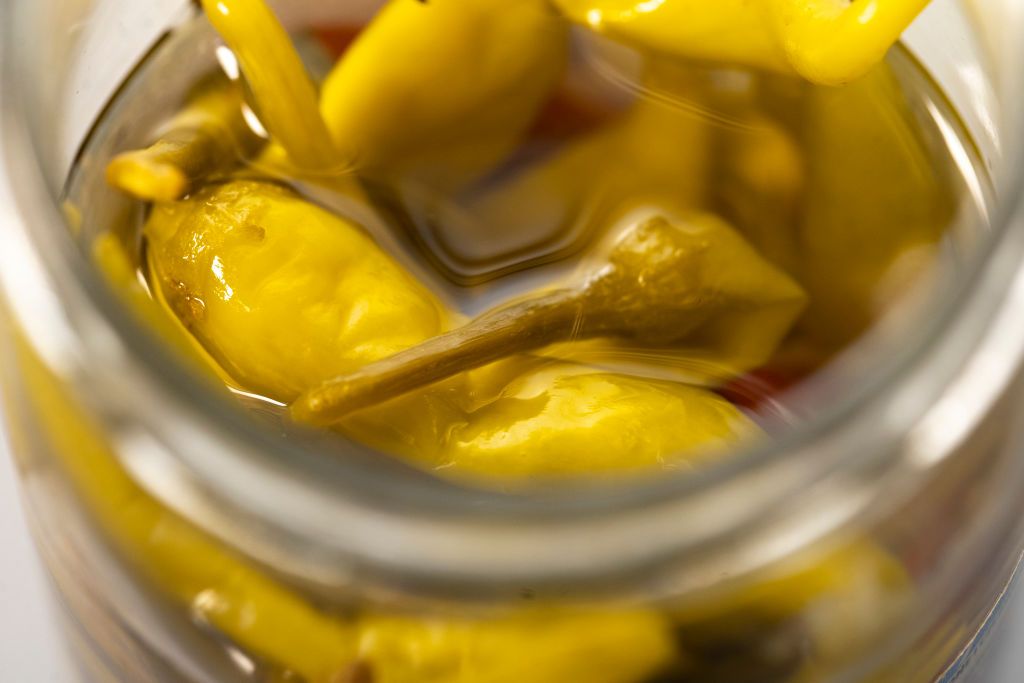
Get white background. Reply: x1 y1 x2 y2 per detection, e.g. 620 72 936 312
0 431 77 681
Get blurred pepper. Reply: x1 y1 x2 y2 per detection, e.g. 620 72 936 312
797 64 951 348
14 335 359 682
355 610 676 683
144 179 446 401
671 540 910 681
552 0 931 85
12 333 679 683
106 74 263 202
445 360 757 481
319 0 569 189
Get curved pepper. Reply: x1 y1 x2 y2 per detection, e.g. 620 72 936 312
106 74 264 202
144 179 446 402
797 64 952 348
200 0 343 173
319 0 569 188
13 334 677 683
552 0 931 85
446 360 757 481
14 336 358 682
142 180 766 475
143 179 461 460
458 64 711 268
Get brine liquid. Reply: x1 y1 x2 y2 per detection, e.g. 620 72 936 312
56 12 994 683
68 15 989 427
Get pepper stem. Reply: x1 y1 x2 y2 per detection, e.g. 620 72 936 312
200 0 346 173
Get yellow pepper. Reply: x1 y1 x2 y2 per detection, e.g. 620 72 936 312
672 540 910 681
106 74 264 202
13 334 359 683
712 111 805 276
797 64 951 348
458 71 711 271
143 179 463 460
355 610 675 683
319 0 569 188
446 360 757 481
552 0 931 85
143 179 446 402
11 332 678 683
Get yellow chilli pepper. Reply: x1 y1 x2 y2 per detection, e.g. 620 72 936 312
672 540 910 681
797 64 952 348
143 179 463 460
105 74 264 202
552 0 932 85
354 610 676 683
12 332 679 683
200 0 344 173
319 0 569 188
459 66 711 269
13 335 358 683
446 360 757 482
143 179 446 402
142 179 763 477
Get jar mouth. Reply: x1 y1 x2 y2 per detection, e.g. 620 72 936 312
3 2 1024 598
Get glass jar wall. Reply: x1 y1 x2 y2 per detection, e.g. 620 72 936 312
3 1 1024 682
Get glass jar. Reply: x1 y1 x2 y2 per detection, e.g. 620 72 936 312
2 1 1024 681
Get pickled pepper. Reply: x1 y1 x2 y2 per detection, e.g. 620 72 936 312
295 214 806 424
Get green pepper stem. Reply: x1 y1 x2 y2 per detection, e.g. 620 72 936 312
291 289 582 426
292 217 713 424
293 215 808 425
